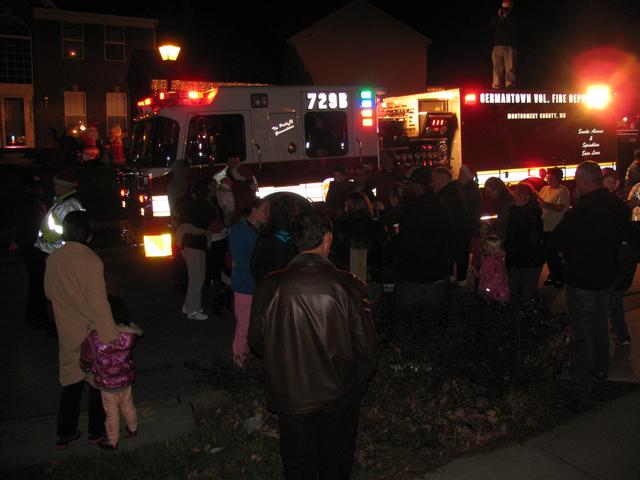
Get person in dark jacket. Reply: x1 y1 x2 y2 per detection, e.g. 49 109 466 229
325 167 352 220
10 174 49 328
433 166 469 286
249 211 378 480
394 167 451 321
484 176 514 242
455 164 483 286
176 186 217 320
554 161 629 397
505 182 545 301
490 0 517 88
251 193 298 284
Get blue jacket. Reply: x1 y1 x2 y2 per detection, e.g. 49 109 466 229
229 218 258 294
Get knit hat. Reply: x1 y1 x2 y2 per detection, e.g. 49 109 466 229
53 168 78 188
501 1 513 8
231 164 253 182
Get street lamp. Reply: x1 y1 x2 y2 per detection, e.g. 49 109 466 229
158 44 181 61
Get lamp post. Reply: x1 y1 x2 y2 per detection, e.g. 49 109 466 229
158 44 181 61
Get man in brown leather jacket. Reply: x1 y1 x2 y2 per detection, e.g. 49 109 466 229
249 210 379 479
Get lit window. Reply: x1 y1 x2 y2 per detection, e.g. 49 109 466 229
106 92 128 131
64 91 86 128
62 22 84 60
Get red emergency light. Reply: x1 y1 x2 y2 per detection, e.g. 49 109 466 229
464 93 477 105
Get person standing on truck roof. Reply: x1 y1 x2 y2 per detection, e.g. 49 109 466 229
490 0 518 89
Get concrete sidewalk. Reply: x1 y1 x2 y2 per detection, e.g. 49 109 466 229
420 389 640 480
416 284 640 480
0 397 195 467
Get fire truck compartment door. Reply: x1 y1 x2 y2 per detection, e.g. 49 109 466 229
266 112 300 162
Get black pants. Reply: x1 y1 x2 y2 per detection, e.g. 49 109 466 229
543 231 564 282
57 381 106 438
278 390 361 480
22 247 50 325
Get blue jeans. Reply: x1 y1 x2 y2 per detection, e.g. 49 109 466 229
608 289 630 340
394 278 447 322
566 285 613 392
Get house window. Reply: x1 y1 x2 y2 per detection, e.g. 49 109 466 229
0 15 32 84
104 25 125 61
106 92 128 132
64 91 86 128
62 22 84 59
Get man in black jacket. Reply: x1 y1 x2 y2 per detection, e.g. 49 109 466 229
394 167 451 320
432 166 469 286
249 211 379 480
554 161 629 396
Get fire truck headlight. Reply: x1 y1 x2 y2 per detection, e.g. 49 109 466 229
585 84 611 110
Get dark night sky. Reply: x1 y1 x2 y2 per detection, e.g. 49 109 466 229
53 0 640 89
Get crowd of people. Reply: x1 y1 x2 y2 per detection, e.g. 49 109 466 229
10 150 640 476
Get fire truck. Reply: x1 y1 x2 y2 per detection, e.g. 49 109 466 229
118 84 380 257
378 86 618 185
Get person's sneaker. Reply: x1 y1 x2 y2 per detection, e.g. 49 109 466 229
187 311 208 321
125 426 138 438
87 434 106 445
182 306 203 315
98 439 118 450
620 336 631 346
55 430 81 450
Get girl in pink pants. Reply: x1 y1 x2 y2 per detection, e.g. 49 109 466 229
81 296 143 449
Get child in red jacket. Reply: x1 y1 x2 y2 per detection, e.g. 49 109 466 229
81 295 142 449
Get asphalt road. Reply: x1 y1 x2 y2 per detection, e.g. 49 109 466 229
0 245 237 421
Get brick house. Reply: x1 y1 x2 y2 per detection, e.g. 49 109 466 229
0 3 156 156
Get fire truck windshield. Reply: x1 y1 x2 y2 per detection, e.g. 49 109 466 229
130 116 180 168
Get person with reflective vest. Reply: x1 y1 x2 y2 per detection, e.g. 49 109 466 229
35 169 84 255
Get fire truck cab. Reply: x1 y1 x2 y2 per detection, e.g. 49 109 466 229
378 86 618 184
120 84 380 256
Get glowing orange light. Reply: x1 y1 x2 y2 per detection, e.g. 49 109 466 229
159 92 165 100
204 89 218 104
464 93 477 105
144 98 152 106
361 109 373 118
188 91 202 99
362 118 374 127
585 84 611 110
120 189 126 197
138 195 145 203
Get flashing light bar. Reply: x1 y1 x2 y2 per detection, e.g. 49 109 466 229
361 109 373 118
360 90 372 99
360 99 373 108
362 118 374 127
143 233 173 258
188 91 202 99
